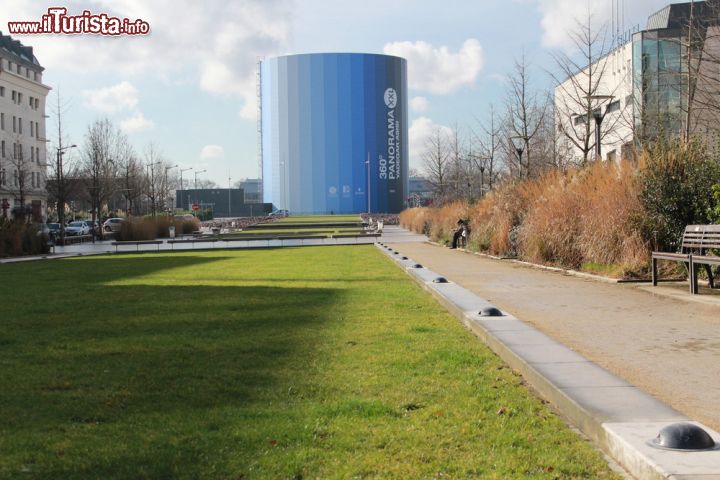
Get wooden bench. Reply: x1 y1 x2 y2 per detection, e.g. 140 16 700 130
111 240 163 252
652 225 720 294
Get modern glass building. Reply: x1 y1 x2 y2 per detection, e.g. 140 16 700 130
632 2 713 140
260 53 408 214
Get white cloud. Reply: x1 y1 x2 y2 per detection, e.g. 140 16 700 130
536 0 662 49
120 112 154 133
200 145 225 160
408 116 453 169
410 96 429 113
383 39 483 94
82 81 139 113
1 1 291 120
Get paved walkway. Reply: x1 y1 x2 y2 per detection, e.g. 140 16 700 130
384 233 720 432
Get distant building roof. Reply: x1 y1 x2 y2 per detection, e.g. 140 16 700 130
0 31 43 71
646 1 711 30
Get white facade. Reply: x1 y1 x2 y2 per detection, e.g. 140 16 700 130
554 42 635 163
0 34 50 221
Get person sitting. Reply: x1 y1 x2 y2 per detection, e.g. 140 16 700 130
451 219 467 249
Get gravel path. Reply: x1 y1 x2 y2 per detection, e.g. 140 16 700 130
387 240 720 431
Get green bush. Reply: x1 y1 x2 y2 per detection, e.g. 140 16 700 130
637 139 720 250
709 184 720 224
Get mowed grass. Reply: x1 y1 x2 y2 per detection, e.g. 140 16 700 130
0 247 619 479
276 214 361 224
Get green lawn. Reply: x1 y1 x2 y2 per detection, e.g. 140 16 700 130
0 247 618 479
276 214 361 224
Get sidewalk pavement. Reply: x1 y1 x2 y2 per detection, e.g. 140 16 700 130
383 231 720 433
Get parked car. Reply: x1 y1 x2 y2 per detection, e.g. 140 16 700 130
65 221 90 236
103 217 125 232
269 209 289 217
84 219 101 234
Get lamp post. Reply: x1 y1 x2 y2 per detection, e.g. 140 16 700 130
479 165 485 198
228 172 232 218
193 169 207 217
165 164 178 215
179 167 192 210
509 136 527 178
279 161 286 212
56 144 77 245
365 152 371 214
146 161 162 216
587 95 614 160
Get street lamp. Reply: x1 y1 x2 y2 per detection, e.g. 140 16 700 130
365 152 371 214
193 169 207 216
509 136 527 178
165 164 178 215
146 161 162 216
228 173 232 218
588 95 614 160
56 144 77 244
179 167 192 209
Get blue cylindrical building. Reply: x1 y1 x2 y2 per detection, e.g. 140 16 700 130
260 53 408 214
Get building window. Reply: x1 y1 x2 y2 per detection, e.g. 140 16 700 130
1 140 4 158
35 122 39 138
18 118 22 135
0 86 4 96
31 146 34 162
30 121 34 137
11 90 16 102
17 93 22 104
12 116 16 133
13 170 18 187
1 113 3 130
16 64 20 74
573 114 588 126
0 170 5 186
31 171 35 188
7 61 12 71
29 96 33 108
34 98 39 109
607 100 621 113
36 147 39 163
34 72 38 81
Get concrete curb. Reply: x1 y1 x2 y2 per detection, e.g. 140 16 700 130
376 242 720 480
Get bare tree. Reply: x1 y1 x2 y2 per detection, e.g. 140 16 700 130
505 53 547 177
195 178 219 189
422 127 451 201
143 143 166 217
7 138 32 221
47 90 79 242
550 15 623 165
473 104 502 192
82 119 120 238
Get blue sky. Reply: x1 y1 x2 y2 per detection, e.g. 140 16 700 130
3 0 669 186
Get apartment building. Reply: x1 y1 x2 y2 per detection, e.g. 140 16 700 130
0 32 50 221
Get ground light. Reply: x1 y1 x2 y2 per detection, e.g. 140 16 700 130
480 307 504 317
433 277 448 283
649 423 717 451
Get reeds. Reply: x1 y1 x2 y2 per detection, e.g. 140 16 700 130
402 161 649 276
